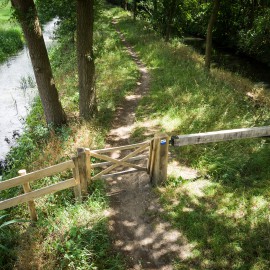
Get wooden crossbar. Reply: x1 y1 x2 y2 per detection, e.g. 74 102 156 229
101 168 147 179
0 160 74 192
91 143 150 180
92 141 150 154
0 178 76 211
92 154 148 168
91 151 146 171
172 126 270 146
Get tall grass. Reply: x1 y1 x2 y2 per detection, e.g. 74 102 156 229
0 2 23 62
0 6 138 269
113 9 270 269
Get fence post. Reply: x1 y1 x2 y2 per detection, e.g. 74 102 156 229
72 156 82 203
18 169 38 222
77 148 88 197
147 139 154 174
150 133 169 186
85 148 92 188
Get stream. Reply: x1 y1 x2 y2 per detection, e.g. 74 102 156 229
183 37 270 88
0 19 57 162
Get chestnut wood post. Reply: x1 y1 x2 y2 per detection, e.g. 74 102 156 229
150 134 169 186
85 148 92 188
77 148 88 197
148 139 154 174
18 169 38 222
72 156 82 203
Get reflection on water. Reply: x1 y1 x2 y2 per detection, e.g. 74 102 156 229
183 36 270 88
0 19 58 160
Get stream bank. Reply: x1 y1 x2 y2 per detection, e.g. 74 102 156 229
183 36 270 89
0 19 58 169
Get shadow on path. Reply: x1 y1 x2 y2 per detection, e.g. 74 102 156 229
104 21 191 270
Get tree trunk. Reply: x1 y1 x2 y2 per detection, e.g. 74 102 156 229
133 0 137 21
122 0 128 10
164 0 177 42
77 0 96 120
11 0 67 126
205 0 220 70
153 0 158 29
154 0 157 16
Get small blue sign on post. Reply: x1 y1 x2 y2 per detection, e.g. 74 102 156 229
160 139 167 145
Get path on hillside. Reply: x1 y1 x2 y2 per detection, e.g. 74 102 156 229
105 21 191 270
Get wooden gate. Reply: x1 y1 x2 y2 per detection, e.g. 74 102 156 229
0 134 170 220
90 141 151 180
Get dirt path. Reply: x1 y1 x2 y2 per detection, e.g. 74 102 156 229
105 22 191 270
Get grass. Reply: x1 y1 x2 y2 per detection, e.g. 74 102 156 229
111 9 270 270
2 5 270 269
0 2 23 62
0 6 138 269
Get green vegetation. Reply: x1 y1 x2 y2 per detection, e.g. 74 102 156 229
118 0 270 65
0 6 138 269
113 10 270 269
0 2 23 62
2 3 270 269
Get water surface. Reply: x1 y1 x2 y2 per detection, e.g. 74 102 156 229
0 19 57 160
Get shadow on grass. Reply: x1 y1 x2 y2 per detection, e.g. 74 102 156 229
164 182 270 269
161 142 270 269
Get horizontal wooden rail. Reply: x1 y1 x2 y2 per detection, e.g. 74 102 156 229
172 126 270 146
0 178 76 211
0 160 74 192
101 168 147 179
91 155 149 168
92 154 148 168
92 141 150 154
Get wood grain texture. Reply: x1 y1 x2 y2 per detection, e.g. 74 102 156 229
77 148 88 197
92 155 148 168
150 134 169 186
72 157 82 202
0 161 74 191
91 143 149 181
19 170 38 221
173 126 270 146
0 178 76 211
92 141 150 154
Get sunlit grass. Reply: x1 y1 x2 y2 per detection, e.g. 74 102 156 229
112 8 270 270
1 6 138 269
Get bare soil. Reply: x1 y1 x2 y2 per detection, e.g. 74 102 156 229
105 22 191 270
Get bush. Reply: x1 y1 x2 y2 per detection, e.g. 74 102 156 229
0 28 23 62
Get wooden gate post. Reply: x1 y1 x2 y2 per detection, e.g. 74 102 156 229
18 169 38 222
150 133 169 186
77 148 91 197
84 148 92 188
72 156 82 202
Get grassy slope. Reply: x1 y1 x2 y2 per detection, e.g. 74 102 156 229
0 2 23 62
2 5 270 270
112 10 270 270
0 7 138 269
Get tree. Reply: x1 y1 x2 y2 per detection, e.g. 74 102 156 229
133 0 138 20
164 0 177 42
77 0 96 120
11 0 67 126
205 0 221 70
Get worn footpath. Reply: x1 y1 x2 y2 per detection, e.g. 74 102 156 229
105 21 191 270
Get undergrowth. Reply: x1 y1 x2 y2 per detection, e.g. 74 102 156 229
0 5 138 269
113 9 270 270
0 2 23 63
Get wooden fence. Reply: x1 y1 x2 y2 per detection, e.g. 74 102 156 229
0 126 269 221
0 139 160 220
